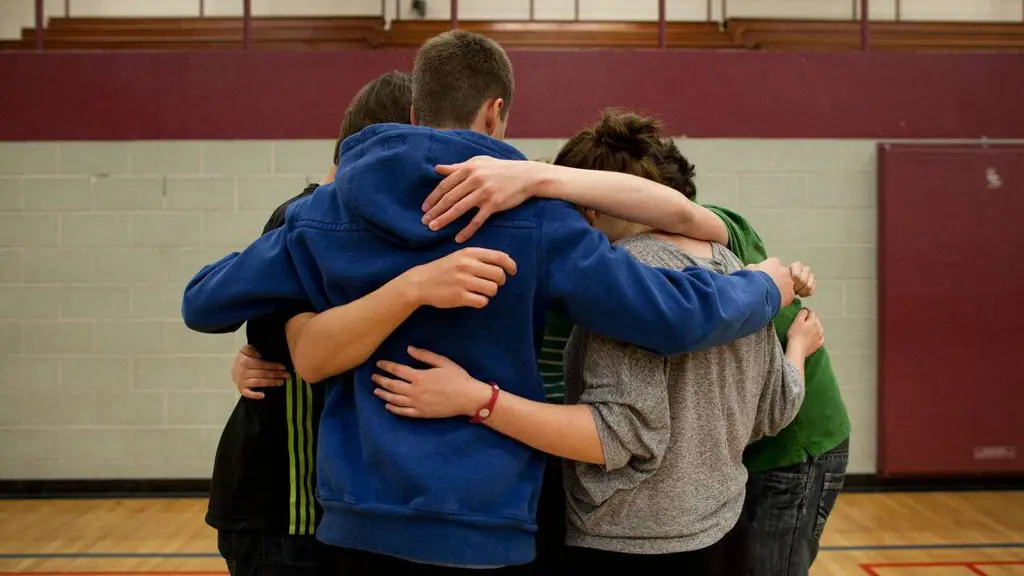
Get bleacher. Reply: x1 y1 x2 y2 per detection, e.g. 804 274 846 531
3 16 1024 51
728 19 1024 51
0 16 385 50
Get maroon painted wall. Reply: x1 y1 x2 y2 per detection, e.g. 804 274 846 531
1 50 1023 140
878 144 1024 476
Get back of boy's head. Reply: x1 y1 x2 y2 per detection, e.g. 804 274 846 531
554 110 663 183
411 30 514 129
333 70 413 164
653 139 698 201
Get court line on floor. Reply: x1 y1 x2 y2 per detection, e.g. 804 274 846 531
0 554 219 559
3 542 1024 560
0 572 225 576
820 542 1024 552
861 560 1024 576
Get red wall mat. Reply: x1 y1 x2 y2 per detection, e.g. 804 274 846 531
878 143 1024 477
1 51 1023 140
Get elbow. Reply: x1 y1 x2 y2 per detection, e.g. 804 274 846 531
668 204 694 236
181 290 219 334
289 335 356 384
290 347 327 384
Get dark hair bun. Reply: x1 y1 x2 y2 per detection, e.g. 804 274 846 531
654 138 698 200
593 110 662 159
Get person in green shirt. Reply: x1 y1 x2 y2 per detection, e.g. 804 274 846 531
655 139 851 575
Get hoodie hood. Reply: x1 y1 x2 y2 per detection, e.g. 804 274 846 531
335 123 527 248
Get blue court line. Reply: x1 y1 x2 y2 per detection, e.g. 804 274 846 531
2 543 1024 559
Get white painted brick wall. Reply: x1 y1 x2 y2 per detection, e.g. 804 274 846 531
2 136 1012 479
0 140 331 479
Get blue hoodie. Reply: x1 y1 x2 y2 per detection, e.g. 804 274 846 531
182 124 781 567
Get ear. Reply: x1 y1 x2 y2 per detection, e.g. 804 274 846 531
409 104 417 126
483 98 504 137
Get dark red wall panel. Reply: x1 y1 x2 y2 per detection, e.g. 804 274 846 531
1 50 1023 140
878 144 1024 476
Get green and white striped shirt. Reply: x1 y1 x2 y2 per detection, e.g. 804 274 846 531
539 310 573 403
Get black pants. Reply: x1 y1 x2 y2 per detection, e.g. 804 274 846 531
561 512 750 575
334 548 531 575
532 455 567 574
217 530 335 576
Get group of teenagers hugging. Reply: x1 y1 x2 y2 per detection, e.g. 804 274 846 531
183 29 851 576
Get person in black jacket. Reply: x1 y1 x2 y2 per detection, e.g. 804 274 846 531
208 70 420 576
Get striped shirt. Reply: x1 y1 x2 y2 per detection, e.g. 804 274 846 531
540 310 573 403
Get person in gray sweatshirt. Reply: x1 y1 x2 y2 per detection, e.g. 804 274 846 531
369 111 821 574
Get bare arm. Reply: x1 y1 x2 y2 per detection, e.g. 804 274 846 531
530 162 728 244
421 157 727 244
482 394 605 464
750 308 824 442
372 346 605 464
285 248 517 383
285 277 419 384
372 337 672 471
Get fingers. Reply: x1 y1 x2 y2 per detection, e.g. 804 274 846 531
461 257 508 286
463 276 499 298
243 368 290 381
240 388 265 400
407 345 453 368
375 361 418 382
384 403 424 418
790 262 807 287
427 188 481 232
424 163 469 211
795 308 810 322
241 355 287 373
243 377 287 388
805 275 817 296
373 386 414 407
372 373 414 394
434 163 458 177
239 344 261 359
455 208 493 244
461 293 490 309
424 177 475 226
461 248 517 276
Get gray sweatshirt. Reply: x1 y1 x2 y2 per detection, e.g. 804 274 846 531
562 234 804 554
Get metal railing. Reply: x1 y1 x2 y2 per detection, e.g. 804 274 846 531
26 0 1024 51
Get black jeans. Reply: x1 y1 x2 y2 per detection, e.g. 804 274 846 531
742 438 849 576
562 512 750 575
217 530 334 576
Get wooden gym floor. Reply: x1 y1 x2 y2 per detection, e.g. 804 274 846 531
0 492 1022 575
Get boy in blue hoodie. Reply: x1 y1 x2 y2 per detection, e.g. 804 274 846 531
182 30 793 573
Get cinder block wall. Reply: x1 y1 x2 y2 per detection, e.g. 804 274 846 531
0 138 878 478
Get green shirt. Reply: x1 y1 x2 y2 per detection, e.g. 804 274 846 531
539 309 572 402
705 205 851 473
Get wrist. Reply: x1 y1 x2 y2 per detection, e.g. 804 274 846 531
787 339 808 358
530 161 560 200
464 378 497 419
393 270 427 309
